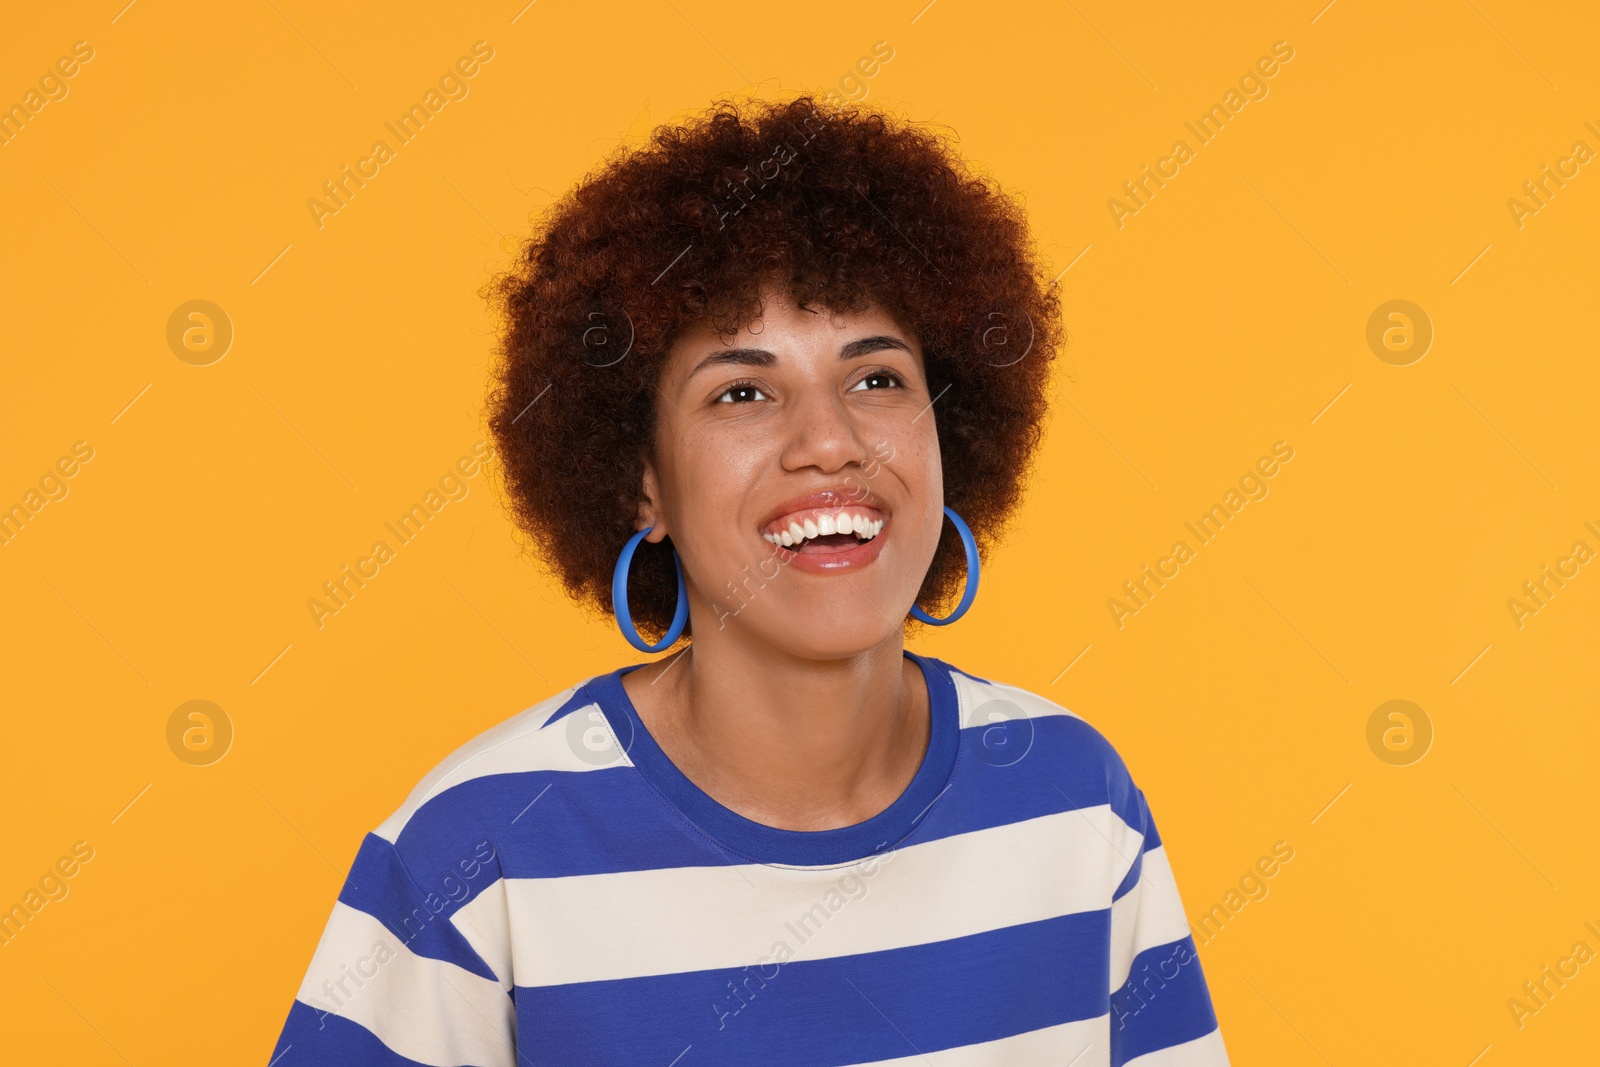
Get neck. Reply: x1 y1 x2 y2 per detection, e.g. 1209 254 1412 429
620 623 931 832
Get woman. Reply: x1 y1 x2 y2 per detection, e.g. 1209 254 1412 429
269 94 1228 1066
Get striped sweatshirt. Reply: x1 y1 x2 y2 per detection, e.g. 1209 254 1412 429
268 652 1228 1066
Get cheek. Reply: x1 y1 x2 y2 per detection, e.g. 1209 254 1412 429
674 462 746 546
895 424 943 499
660 420 740 512
663 425 767 572
881 436 943 545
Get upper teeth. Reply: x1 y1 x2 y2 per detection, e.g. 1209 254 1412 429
763 512 883 547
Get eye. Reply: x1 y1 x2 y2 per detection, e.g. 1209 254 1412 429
714 380 769 404
848 370 905 392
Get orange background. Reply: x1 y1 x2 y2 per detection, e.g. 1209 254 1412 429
2 1 1598 1062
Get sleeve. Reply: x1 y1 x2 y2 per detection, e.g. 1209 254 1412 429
266 831 517 1067
1107 787 1231 1066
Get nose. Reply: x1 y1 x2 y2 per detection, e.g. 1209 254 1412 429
778 384 871 475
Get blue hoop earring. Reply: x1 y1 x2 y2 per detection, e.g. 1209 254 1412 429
612 526 689 653
911 506 980 626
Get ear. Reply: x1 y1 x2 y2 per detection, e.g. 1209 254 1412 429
635 454 670 543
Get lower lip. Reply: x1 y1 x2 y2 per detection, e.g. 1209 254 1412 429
766 520 890 573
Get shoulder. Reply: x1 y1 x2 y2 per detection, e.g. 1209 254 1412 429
936 658 1132 768
931 656 1144 808
371 672 612 846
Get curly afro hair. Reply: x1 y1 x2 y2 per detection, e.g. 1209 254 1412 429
483 93 1063 645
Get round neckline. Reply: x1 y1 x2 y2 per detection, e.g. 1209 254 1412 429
586 649 960 867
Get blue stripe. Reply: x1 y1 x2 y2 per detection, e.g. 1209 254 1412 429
1109 936 1219 1065
1112 790 1153 903
268 999 444 1066
1112 848 1144 902
391 766 733 894
337 833 498 981
933 714 1141 845
1143 804 1164 851
515 911 1111 1066
380 711 1144 906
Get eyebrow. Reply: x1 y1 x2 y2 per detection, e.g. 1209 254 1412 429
688 335 912 379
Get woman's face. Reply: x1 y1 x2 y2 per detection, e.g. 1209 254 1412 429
638 285 944 660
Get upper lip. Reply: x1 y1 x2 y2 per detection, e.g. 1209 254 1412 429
758 486 888 530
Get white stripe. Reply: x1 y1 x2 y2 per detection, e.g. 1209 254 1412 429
376 684 616 841
294 900 515 1067
841 1016 1109 1066
1123 1025 1230 1066
463 805 1146 987
452 875 513 991
949 670 1084 726
1109 846 1193 990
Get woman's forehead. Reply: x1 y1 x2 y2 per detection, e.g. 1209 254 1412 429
671 290 911 352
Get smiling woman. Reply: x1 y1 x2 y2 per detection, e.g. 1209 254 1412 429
268 93 1231 1067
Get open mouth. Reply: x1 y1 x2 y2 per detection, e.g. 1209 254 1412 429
760 507 885 554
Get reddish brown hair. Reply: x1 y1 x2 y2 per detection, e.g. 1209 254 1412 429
483 93 1063 643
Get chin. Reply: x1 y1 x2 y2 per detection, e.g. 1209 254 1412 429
734 606 903 661
716 588 908 662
